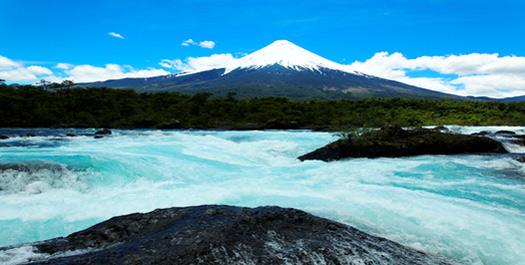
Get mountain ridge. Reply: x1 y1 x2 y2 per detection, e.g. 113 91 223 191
80 40 467 100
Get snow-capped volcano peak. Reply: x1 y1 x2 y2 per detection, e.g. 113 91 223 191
80 39 462 101
224 40 358 74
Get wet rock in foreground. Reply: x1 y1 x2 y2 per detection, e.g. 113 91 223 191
15 205 449 265
299 125 508 162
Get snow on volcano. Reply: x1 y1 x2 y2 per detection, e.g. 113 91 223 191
212 40 361 75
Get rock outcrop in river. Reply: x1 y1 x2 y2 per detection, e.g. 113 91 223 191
7 205 450 265
299 125 508 162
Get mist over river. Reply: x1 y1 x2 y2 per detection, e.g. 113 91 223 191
1 127 524 264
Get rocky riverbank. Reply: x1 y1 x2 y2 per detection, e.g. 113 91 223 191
299 125 508 162
2 205 450 265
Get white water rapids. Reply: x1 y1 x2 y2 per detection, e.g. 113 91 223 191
0 127 524 264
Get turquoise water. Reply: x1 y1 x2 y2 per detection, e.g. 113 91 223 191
0 128 524 264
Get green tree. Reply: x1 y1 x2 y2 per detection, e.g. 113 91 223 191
36 79 51 91
61 79 75 89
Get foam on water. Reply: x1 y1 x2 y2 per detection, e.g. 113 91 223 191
0 245 47 265
0 244 100 265
1 129 525 264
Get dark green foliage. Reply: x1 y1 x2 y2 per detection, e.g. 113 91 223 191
2 85 525 129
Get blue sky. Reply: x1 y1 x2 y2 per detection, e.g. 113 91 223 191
1 0 525 98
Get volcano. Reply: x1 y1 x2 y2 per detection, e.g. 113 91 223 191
81 40 465 100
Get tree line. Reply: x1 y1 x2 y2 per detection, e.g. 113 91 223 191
1 83 525 129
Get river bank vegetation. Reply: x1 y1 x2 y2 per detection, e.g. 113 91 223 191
2 84 525 129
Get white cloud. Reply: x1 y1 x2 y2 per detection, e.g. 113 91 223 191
349 52 408 79
182 39 215 49
159 53 237 73
198 41 215 49
26 65 53 75
0 54 170 84
109 32 124 39
64 64 170 83
182 39 196 46
347 52 525 98
0 67 51 82
0 55 55 82
0 55 21 70
54 63 74 70
452 74 525 95
159 59 187 71
185 53 236 70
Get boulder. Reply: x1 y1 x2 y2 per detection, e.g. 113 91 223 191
95 129 112 135
472 130 516 136
432 125 449 132
513 156 525 163
299 125 508 162
471 131 491 136
494 130 516 135
11 205 449 265
0 134 8 140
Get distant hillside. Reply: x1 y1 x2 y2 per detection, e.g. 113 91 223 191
467 95 525 102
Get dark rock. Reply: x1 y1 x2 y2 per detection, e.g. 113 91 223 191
299 125 508 162
95 129 112 135
94 135 104 139
432 125 449 132
509 138 525 146
471 131 490 136
26 133 36 137
0 163 68 194
15 205 450 265
495 130 516 135
66 133 76 137
0 134 8 140
470 130 515 136
514 156 525 163
507 135 525 146
0 162 64 173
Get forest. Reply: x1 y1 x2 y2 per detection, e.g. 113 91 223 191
1 83 525 130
